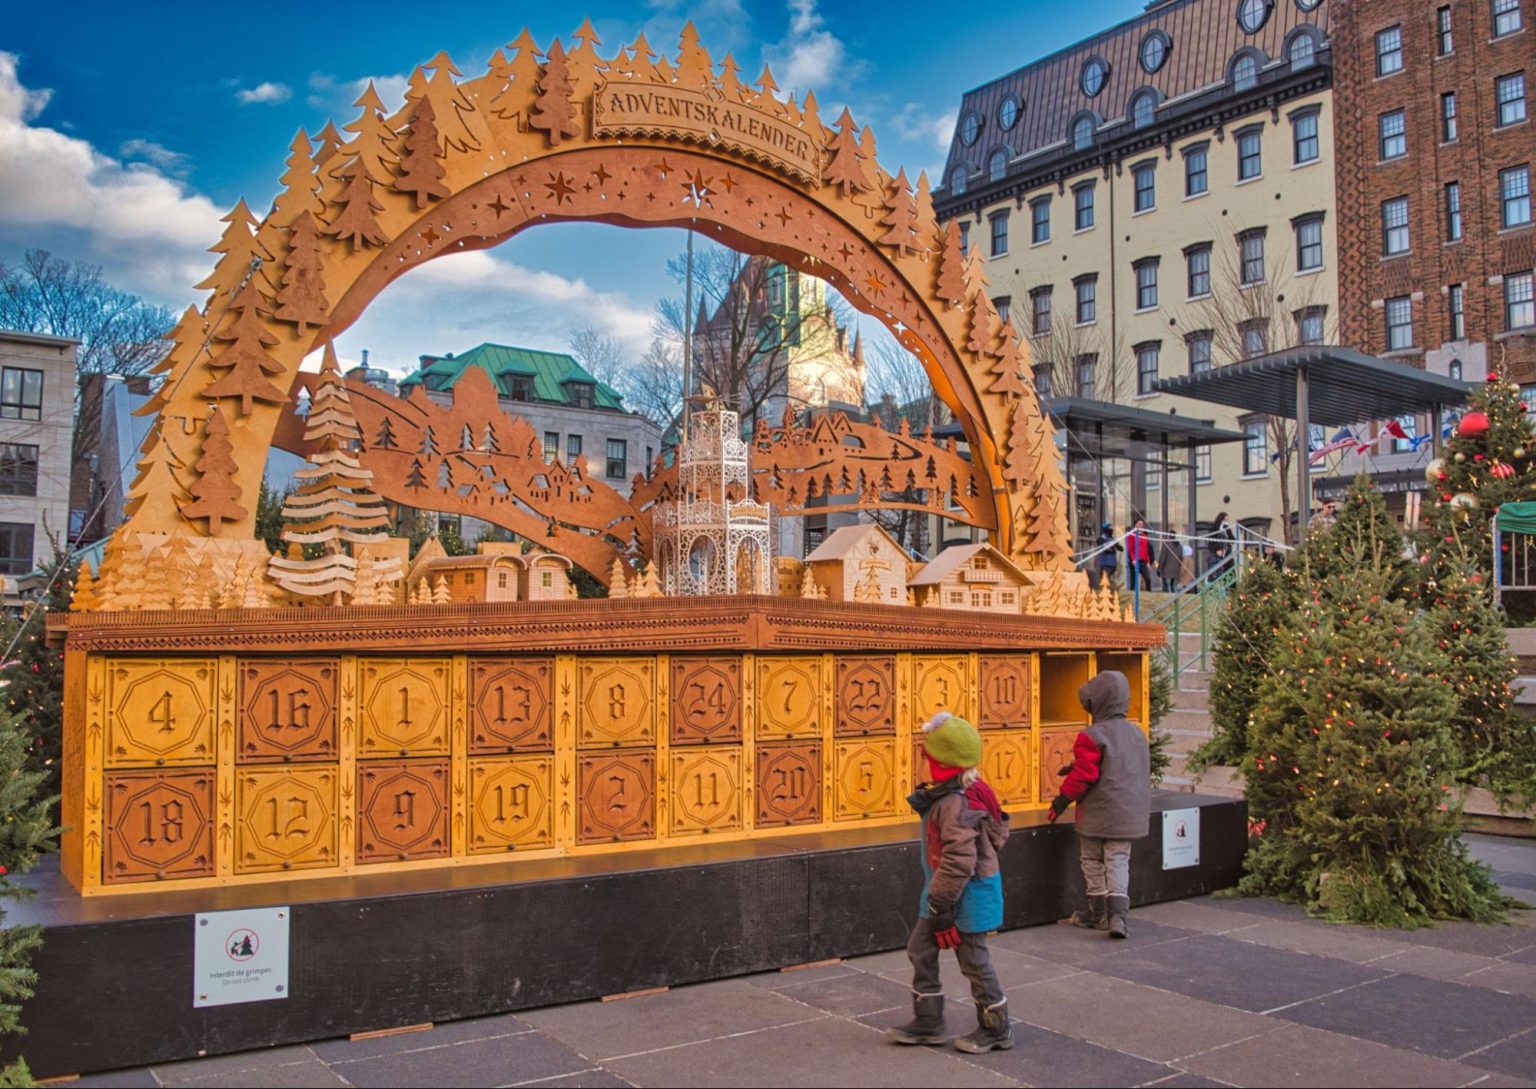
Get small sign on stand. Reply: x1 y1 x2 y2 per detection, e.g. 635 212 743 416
1161 808 1200 870
193 907 290 1008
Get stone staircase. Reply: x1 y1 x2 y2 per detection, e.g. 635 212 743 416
1159 631 1243 798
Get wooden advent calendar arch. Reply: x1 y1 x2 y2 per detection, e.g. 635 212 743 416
123 21 1072 574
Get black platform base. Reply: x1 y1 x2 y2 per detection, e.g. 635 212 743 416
11 793 1245 1078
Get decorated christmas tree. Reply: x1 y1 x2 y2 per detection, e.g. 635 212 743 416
1242 486 1508 926
0 549 73 797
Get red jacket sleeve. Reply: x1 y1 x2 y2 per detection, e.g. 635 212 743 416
1059 732 1102 801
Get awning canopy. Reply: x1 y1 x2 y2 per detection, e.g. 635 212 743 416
1154 347 1473 427
1043 396 1248 447
1496 501 1536 536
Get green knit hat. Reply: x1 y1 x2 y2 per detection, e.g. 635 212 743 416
921 711 982 769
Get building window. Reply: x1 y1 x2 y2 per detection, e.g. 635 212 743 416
989 211 1009 257
0 523 33 577
568 382 595 409
1509 271 1536 330
1241 320 1268 359
1297 307 1326 345
999 95 1020 131
1074 183 1095 230
1033 365 1052 397
1196 444 1213 482
1185 145 1209 196
993 296 1011 324
1031 287 1052 336
1497 73 1527 127
1031 198 1050 244
1133 163 1156 211
1495 0 1524 37
1386 295 1415 350
958 221 970 255
1073 115 1096 151
508 375 533 401
1076 354 1098 398
543 431 559 462
1232 53 1259 91
1136 343 1161 395
1131 92 1156 130
1238 0 1270 33
1239 229 1266 285
1135 259 1159 310
1141 30 1170 74
1188 332 1213 374
1438 6 1454 54
605 439 627 479
1450 283 1467 340
0 368 42 422
1376 26 1404 76
1502 165 1533 227
1082 56 1109 97
1392 414 1420 453
1442 93 1459 142
567 434 583 459
1187 244 1212 297
950 167 968 196
1446 182 1464 240
1293 110 1320 163
1289 33 1316 70
1243 420 1269 475
988 148 1008 183
1450 359 1463 381
0 445 38 498
960 112 980 146
1237 127 1263 180
1295 215 1324 271
1383 196 1411 255
1075 276 1097 324
1379 110 1407 159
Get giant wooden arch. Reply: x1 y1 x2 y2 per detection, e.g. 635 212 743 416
124 21 1071 572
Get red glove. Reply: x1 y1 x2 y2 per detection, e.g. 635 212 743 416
1047 796 1070 824
928 901 962 949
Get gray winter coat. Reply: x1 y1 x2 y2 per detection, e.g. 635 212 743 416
1065 671 1152 840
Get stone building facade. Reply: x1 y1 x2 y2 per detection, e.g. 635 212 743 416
0 329 77 592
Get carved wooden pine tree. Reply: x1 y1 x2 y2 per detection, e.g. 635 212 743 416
935 221 968 307
268 343 394 604
421 51 487 155
395 98 449 209
825 109 873 199
492 29 544 121
273 210 330 335
202 281 286 416
989 320 1028 398
123 418 192 529
567 19 605 84
675 23 713 88
195 200 274 317
719 52 748 100
313 121 345 168
327 156 388 251
756 64 784 117
272 128 324 227
530 39 582 147
336 82 400 183
179 407 249 535
879 168 919 256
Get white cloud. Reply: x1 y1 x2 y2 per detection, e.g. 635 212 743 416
0 52 221 298
118 138 187 173
236 81 292 105
771 0 846 94
890 103 957 151
306 72 410 116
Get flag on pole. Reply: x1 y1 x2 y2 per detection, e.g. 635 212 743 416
1308 428 1356 464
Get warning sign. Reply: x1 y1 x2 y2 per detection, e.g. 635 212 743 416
193 907 290 1008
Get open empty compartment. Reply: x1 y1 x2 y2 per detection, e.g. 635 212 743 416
1037 651 1094 728
1096 651 1149 728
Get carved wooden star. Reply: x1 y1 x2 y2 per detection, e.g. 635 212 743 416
775 205 793 227
422 225 441 245
488 195 511 217
837 242 856 260
544 172 576 205
865 272 888 295
592 164 612 185
719 172 738 193
654 157 673 176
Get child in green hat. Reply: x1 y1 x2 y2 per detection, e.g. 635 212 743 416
887 711 1012 1053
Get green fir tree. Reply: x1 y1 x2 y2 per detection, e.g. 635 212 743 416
1194 556 1294 772
0 548 74 800
1242 488 1508 926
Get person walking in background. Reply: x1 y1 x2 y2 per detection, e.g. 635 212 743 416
1207 512 1235 577
1092 524 1120 591
1125 518 1153 593
1157 534 1183 593
1048 671 1151 939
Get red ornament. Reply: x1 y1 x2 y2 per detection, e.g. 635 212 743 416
1487 372 1501 383
1459 411 1491 439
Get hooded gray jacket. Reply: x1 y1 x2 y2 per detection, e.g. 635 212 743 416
1062 671 1152 840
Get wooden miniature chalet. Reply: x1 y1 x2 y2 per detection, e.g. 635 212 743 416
802 522 910 604
908 542 1035 613
406 538 574 603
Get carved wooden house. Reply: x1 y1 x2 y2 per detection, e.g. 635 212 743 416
908 543 1034 613
802 523 910 605
405 539 573 603
522 549 574 601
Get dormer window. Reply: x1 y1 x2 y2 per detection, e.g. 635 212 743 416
568 381 595 409
509 376 534 402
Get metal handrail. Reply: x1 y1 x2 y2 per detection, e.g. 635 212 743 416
1146 540 1250 680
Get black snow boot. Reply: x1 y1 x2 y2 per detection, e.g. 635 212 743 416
954 999 1014 1054
1107 895 1130 939
1069 894 1108 930
887 991 948 1045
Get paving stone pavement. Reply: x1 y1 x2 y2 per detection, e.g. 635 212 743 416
62 836 1536 1089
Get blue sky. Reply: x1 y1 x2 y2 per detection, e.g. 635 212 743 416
1 0 1121 376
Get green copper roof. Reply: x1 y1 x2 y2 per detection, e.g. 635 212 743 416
397 343 627 411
